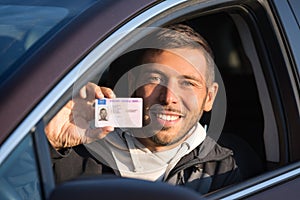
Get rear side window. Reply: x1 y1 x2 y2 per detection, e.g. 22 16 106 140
0 134 42 200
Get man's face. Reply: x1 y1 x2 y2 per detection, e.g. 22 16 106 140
132 48 217 147
100 109 107 119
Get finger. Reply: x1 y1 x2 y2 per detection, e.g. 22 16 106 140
94 85 104 99
85 82 99 100
98 87 116 99
84 126 115 143
98 126 115 139
78 82 97 100
102 126 115 133
79 85 87 99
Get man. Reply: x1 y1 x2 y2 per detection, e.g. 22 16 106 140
45 24 241 194
99 108 108 121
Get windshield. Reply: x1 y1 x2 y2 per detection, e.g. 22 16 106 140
0 0 97 81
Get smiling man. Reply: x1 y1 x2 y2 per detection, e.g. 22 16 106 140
131 48 215 151
45 24 241 194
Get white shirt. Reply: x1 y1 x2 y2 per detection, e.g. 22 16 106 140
85 122 206 181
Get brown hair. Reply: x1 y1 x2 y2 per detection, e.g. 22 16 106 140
140 24 216 87
106 24 216 91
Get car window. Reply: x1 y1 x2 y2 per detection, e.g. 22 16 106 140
0 5 68 76
0 0 97 83
288 0 300 27
0 134 42 200
43 6 265 190
43 0 270 190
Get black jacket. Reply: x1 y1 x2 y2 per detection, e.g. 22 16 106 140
51 136 241 194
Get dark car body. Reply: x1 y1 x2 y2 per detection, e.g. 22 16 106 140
0 0 299 199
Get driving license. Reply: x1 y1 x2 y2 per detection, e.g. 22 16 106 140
95 98 143 127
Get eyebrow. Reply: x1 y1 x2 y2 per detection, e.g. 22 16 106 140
180 75 203 82
143 69 205 83
143 68 162 74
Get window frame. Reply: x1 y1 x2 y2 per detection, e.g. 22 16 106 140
269 0 300 161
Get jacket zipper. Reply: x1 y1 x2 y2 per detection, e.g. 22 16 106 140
165 158 204 182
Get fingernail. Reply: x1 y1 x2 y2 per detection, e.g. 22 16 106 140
98 92 104 99
111 92 116 98
106 126 114 132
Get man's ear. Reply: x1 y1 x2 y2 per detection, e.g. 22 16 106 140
203 82 219 112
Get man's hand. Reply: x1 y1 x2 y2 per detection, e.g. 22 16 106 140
45 82 115 150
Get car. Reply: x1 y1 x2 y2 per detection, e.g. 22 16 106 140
0 0 299 199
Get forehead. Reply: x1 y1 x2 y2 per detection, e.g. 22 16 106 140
141 48 207 78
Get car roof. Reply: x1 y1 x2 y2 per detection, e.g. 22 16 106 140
0 0 157 144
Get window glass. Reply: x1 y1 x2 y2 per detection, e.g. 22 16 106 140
0 5 68 79
0 0 97 82
288 0 300 27
0 134 42 200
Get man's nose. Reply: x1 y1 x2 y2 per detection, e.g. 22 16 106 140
159 81 179 105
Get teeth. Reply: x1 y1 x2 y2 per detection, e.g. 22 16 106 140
157 114 179 121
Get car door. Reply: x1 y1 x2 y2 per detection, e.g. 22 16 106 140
1 0 299 199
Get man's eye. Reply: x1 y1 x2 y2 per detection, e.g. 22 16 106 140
180 80 195 87
148 76 162 83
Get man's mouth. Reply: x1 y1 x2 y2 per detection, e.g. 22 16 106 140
156 113 181 121
151 110 184 127
145 105 184 127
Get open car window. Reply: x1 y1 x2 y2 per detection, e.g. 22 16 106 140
44 0 270 192
18 0 296 198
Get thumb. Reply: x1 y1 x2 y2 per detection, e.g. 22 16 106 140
84 126 115 143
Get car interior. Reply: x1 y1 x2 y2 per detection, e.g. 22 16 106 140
187 12 267 180
41 5 282 199
97 11 268 183
44 7 274 196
